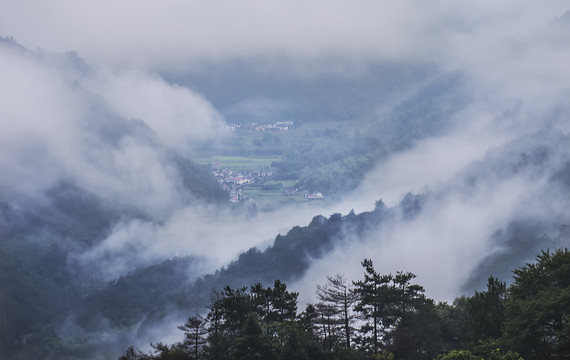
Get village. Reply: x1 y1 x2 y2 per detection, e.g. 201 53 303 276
209 161 323 203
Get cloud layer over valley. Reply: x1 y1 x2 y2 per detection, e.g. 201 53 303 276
2 1 570 357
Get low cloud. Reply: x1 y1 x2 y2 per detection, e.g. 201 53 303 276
0 40 222 217
1 1 565 74
77 200 340 281
2 0 570 341
84 70 222 151
295 136 566 305
291 4 570 306
0 1 444 68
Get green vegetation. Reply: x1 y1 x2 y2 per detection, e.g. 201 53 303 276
174 155 229 203
297 155 372 194
0 198 393 359
195 156 277 172
0 156 227 359
3 186 570 360
189 73 469 206
193 123 381 207
241 180 306 206
120 248 570 360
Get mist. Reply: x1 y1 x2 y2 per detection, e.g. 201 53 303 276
295 130 570 304
292 3 570 300
2 1 570 358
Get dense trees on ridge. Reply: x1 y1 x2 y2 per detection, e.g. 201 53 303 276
120 249 570 360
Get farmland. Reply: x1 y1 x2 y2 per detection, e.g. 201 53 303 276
192 119 379 207
195 155 277 171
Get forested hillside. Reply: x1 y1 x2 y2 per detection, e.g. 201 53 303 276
2 200 393 359
119 249 570 360
3 3 570 360
0 166 226 359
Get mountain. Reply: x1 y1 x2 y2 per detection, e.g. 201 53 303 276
2 29 570 359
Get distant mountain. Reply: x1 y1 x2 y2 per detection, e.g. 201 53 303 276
162 60 437 125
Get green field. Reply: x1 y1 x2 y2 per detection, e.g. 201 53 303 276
242 188 307 206
242 179 310 206
193 119 369 205
195 156 279 171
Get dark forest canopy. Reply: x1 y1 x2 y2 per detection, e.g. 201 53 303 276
121 249 570 360
2 186 568 360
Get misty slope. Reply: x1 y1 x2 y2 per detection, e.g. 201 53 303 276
0 174 224 354
47 199 396 359
0 37 230 358
384 72 469 149
45 123 570 357
0 37 446 357
46 124 570 357
457 131 570 289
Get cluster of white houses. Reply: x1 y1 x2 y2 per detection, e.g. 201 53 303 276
211 163 273 202
210 160 323 203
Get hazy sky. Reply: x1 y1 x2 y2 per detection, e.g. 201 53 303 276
1 1 567 69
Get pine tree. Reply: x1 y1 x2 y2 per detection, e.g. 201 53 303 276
503 249 570 359
353 259 393 355
316 274 358 349
178 315 208 359
234 314 272 360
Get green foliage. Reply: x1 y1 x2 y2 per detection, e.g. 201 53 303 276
503 248 570 360
435 350 481 360
438 249 570 360
437 346 523 360
352 259 444 359
260 182 282 190
270 160 304 180
119 248 570 360
118 346 148 360
198 156 277 171
372 350 395 360
280 331 308 360
201 281 299 358
173 155 229 203
385 72 469 149
470 339 523 360
149 342 189 360
316 274 358 349
389 300 446 360
234 314 272 360
353 259 394 354
461 277 506 346
5 177 570 360
178 315 208 359
85 257 199 328
200 118 384 200
297 155 371 194
0 240 79 356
